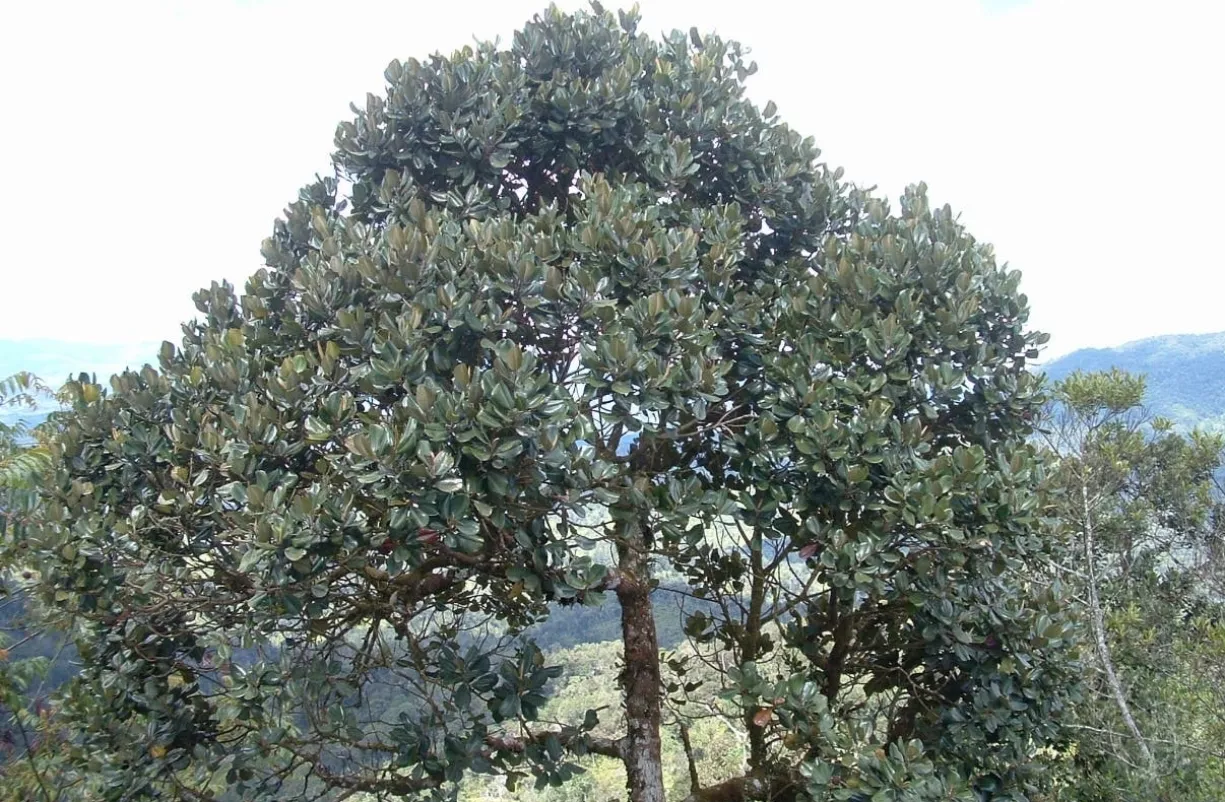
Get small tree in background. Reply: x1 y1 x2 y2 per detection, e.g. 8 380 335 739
1042 370 1225 801
1 372 51 772
0 373 52 520
26 5 1077 801
1 373 94 802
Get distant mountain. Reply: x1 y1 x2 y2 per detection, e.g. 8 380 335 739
1041 332 1225 430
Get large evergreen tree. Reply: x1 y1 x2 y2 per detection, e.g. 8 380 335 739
23 6 1076 800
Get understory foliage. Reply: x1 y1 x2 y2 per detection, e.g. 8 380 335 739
15 5 1077 801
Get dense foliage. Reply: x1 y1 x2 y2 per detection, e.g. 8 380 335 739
11 6 1081 802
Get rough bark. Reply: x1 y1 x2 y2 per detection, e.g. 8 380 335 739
823 587 853 704
678 721 701 793
742 534 768 768
617 527 666 802
1082 485 1155 770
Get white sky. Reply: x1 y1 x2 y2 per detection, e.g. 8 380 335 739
0 0 1220 360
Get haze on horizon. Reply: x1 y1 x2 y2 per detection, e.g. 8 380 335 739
1 0 1220 361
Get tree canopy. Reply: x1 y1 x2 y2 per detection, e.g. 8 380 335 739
20 5 1077 801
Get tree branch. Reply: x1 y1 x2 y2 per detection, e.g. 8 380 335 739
1081 484 1155 771
678 721 701 793
681 773 797 802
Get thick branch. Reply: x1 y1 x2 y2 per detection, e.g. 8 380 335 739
486 729 626 760
313 762 442 796
681 773 797 802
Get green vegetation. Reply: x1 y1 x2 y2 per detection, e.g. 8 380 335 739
0 6 1222 802
1042 332 1225 431
11 5 1071 800
2 374 97 802
1039 370 1225 801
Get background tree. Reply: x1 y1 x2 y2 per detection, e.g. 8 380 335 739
1 372 98 802
0 372 51 521
27 5 1077 801
1041 370 1225 801
1 372 49 797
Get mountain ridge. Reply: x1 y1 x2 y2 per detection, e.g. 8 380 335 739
1041 331 1225 430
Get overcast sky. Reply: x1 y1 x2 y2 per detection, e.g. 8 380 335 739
0 0 1220 360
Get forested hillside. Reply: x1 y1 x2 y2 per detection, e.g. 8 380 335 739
1042 331 1225 429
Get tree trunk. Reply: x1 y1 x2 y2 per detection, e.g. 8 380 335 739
617 528 665 802
742 534 767 768
1082 486 1155 770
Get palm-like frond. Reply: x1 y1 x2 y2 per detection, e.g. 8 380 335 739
1 371 56 450
0 372 51 408
0 373 55 542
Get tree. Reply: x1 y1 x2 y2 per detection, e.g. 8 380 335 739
1 371 52 788
1 373 94 802
0 372 52 524
1041 370 1225 801
29 5 1076 801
